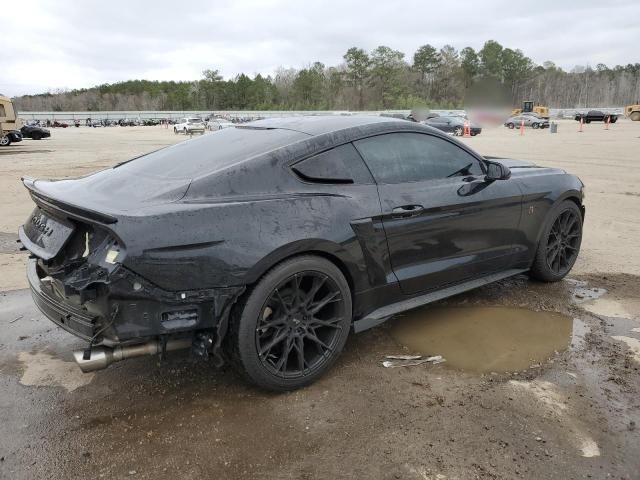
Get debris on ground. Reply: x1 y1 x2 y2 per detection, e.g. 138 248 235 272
382 355 445 368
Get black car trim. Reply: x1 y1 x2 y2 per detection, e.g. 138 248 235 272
352 268 527 333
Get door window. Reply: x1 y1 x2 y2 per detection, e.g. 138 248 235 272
353 133 483 184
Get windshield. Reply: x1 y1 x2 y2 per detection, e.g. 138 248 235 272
187 118 202 124
111 127 307 180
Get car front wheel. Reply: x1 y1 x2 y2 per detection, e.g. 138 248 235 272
226 255 352 391
529 200 583 282
532 122 539 129
506 123 514 129
0 135 11 146
453 126 463 136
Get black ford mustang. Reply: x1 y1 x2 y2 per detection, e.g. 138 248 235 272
19 116 585 390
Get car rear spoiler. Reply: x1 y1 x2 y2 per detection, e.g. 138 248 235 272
22 177 118 224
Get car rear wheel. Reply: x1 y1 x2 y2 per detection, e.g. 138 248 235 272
453 126 463 136
532 122 539 129
529 200 582 282
0 135 11 146
226 255 352 391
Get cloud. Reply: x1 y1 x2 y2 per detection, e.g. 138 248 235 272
2 0 638 96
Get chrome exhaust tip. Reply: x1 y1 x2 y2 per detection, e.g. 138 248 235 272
73 347 113 373
73 338 192 373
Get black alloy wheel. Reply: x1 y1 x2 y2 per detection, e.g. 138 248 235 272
530 200 583 282
545 209 581 275
256 271 345 378
226 255 352 391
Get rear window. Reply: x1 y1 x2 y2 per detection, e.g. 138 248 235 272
111 127 307 179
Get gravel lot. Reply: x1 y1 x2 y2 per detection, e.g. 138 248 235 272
0 119 639 479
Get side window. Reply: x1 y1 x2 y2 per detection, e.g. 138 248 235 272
292 143 374 185
353 133 483 184
0 104 5 118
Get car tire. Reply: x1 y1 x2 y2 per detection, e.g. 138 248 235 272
0 135 11 146
32 133 42 140
225 255 352 391
630 112 640 121
529 200 583 282
585 119 591 124
610 117 617 124
532 123 539 129
507 123 515 129
173 127 178 134
453 126 463 136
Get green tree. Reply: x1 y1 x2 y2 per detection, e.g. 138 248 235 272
460 47 479 87
343 47 371 110
479 40 504 78
370 46 406 108
413 44 440 100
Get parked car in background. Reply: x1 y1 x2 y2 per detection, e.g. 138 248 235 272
504 115 550 129
174 117 206 134
19 116 584 391
574 110 617 124
21 125 51 140
207 118 235 131
424 116 481 136
52 121 69 128
0 130 22 146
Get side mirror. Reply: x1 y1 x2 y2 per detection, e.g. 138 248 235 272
485 161 511 181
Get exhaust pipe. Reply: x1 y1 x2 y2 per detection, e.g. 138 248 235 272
73 338 192 373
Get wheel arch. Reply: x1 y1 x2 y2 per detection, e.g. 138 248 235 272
244 240 359 298
533 190 584 246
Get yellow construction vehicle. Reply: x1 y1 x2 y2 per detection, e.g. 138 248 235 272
512 101 549 119
0 95 23 146
624 104 640 121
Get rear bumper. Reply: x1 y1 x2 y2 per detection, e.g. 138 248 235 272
27 259 97 341
27 258 245 346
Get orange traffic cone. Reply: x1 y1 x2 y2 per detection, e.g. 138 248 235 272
520 119 525 136
463 121 471 137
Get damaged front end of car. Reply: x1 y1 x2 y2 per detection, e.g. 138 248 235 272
19 178 245 373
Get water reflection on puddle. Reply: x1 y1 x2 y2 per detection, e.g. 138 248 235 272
388 306 574 373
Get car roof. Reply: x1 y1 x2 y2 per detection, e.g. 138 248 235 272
243 115 408 136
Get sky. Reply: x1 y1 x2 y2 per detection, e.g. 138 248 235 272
1 0 638 97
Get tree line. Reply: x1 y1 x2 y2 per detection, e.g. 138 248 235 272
13 40 640 112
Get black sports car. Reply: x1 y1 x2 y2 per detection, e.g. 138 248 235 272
574 110 618 124
424 115 482 136
0 130 22 146
19 116 585 390
21 125 51 140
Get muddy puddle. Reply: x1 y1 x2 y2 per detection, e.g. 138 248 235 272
388 306 574 373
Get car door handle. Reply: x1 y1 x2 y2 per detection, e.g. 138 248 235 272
391 205 424 218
